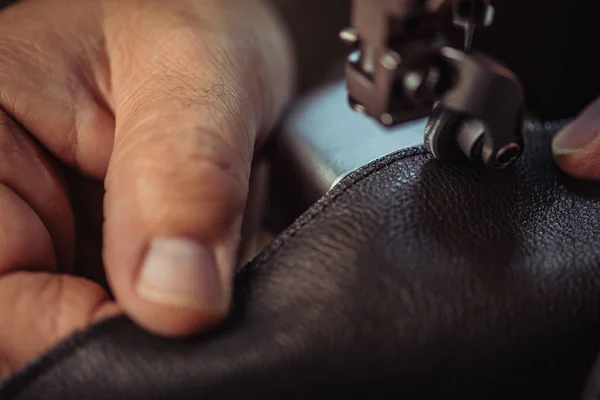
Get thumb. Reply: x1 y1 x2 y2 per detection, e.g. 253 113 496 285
552 97 600 179
102 5 293 337
104 99 252 337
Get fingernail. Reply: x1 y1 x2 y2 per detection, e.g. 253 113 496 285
136 237 223 310
553 98 600 155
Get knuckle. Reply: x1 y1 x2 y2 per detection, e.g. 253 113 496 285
112 124 249 213
108 124 250 240
38 275 106 341
40 275 71 339
0 34 88 172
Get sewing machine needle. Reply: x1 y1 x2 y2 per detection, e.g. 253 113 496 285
464 22 475 51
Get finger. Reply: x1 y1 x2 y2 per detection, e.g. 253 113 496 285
552 97 600 180
104 84 251 337
0 272 119 380
102 2 293 337
0 1 114 273
0 1 115 180
0 185 55 273
0 111 75 271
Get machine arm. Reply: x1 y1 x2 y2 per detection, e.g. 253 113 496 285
340 0 524 169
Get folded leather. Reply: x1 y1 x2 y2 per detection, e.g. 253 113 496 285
2 121 600 400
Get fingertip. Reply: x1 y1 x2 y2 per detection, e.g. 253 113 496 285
124 300 230 338
551 97 600 180
553 131 600 181
115 237 234 338
0 272 116 379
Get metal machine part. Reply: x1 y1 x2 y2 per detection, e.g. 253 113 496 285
424 47 524 169
271 79 538 225
452 0 495 50
341 0 525 169
272 80 427 216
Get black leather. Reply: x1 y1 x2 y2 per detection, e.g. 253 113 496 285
2 120 600 400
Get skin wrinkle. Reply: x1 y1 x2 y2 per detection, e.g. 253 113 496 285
0 120 62 270
126 136 240 182
37 275 86 345
16 99 33 132
106 5 220 77
102 1 279 184
113 126 250 195
201 82 253 158
2 0 594 381
43 275 104 340
0 0 295 370
67 7 116 179
113 73 161 128
113 84 251 168
154 57 250 147
133 170 246 208
94 0 115 105
0 35 48 72
0 41 45 91
68 9 115 114
23 70 79 167
105 2 263 153
40 274 66 345
114 63 224 120
112 100 249 168
1 273 111 370
69 71 115 177
0 30 107 177
102 22 132 93
88 35 115 113
222 38 268 138
2 274 59 365
139 184 247 242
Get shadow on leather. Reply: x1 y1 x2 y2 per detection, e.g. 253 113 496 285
2 123 600 400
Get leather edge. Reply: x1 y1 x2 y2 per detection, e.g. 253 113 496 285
0 145 430 398
0 316 130 398
244 145 431 273
0 119 572 398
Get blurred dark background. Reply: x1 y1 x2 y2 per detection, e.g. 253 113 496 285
276 0 597 121
0 0 597 120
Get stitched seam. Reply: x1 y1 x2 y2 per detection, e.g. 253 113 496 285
242 120 572 273
0 122 569 398
0 147 427 399
242 146 430 273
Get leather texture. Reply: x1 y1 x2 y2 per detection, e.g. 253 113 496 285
2 121 600 399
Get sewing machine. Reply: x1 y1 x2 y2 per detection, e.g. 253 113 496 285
342 0 524 169
273 0 525 217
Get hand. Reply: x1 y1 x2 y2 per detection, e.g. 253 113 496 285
553 97 600 178
0 0 293 379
